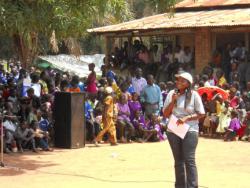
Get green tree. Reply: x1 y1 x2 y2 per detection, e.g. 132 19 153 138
146 0 183 13
0 0 132 67
128 0 183 18
0 0 181 66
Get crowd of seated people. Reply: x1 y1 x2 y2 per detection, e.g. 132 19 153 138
85 66 169 144
211 41 248 84
86 61 250 144
197 65 250 141
107 40 194 82
1 40 250 154
0 63 55 153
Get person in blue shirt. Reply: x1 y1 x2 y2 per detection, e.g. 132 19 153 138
126 76 135 94
140 75 163 117
39 113 52 132
101 65 117 82
78 81 85 92
85 98 101 142
0 70 7 84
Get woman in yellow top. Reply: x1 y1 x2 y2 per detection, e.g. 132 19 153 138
39 71 49 95
216 69 227 87
213 94 231 136
107 76 121 98
215 95 223 117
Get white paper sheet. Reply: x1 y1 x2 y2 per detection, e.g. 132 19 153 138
168 115 190 139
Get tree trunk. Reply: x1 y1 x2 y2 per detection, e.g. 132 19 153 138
13 34 28 68
64 38 82 57
13 32 38 69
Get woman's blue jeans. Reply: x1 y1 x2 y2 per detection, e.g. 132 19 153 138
167 131 199 188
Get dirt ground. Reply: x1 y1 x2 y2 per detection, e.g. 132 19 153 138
0 138 249 188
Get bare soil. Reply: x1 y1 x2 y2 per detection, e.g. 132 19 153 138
0 138 249 188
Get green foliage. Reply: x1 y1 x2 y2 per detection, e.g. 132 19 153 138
0 0 133 61
0 0 181 60
147 0 180 13
0 0 132 39
127 0 182 19
0 36 14 59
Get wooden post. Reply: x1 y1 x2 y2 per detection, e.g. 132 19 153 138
104 36 109 65
212 33 217 52
172 35 176 63
195 28 212 73
128 36 133 61
245 32 249 50
119 37 122 48
244 32 249 63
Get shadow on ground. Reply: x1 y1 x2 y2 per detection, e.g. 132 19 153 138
0 151 60 176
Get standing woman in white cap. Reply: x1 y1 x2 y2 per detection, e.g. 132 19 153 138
163 72 205 188
94 87 118 146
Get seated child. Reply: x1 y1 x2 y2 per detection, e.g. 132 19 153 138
0 123 8 153
85 99 101 142
39 112 54 146
203 113 211 136
144 114 164 142
216 100 231 136
132 110 147 141
117 94 135 143
15 120 37 152
241 111 250 141
39 113 52 132
3 115 18 153
30 120 53 151
224 110 241 141
128 92 142 121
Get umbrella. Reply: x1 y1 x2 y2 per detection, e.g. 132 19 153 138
197 86 229 101
37 62 55 69
34 57 55 69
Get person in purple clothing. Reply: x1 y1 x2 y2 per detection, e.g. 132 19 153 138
128 92 142 121
144 114 164 142
132 110 147 140
117 94 135 143
224 110 241 141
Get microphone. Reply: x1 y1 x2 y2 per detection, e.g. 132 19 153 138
174 88 180 95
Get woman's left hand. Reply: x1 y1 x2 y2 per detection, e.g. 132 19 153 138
177 116 190 126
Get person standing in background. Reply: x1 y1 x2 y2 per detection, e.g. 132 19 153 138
86 63 97 94
132 68 147 96
140 75 162 116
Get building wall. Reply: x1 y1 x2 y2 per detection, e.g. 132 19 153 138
179 34 195 49
195 27 212 73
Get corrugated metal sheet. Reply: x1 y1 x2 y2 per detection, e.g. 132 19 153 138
88 8 250 34
176 0 250 8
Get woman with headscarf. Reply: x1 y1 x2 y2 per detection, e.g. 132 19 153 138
94 87 117 146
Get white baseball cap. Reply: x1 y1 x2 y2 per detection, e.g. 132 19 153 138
175 72 193 84
105 87 113 94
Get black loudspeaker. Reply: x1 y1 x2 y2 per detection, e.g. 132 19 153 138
54 92 85 148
